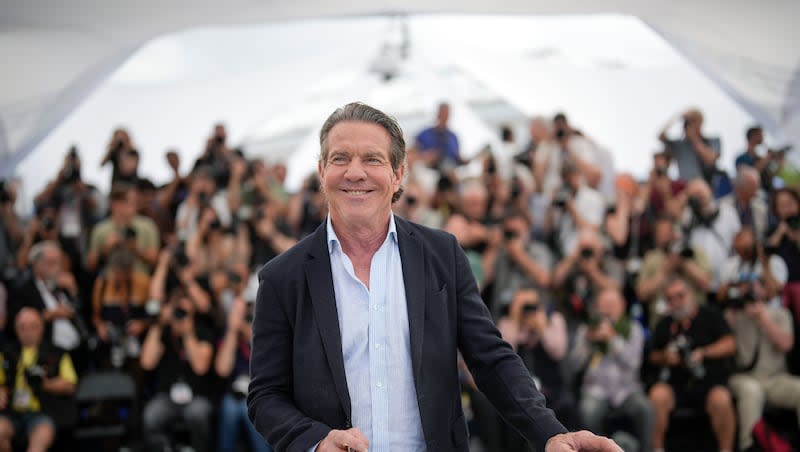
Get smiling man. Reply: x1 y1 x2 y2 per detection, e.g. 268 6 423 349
248 102 621 452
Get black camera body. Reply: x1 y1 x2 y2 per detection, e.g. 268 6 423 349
786 215 800 231
727 285 757 310
674 335 706 380
24 365 47 390
552 189 570 208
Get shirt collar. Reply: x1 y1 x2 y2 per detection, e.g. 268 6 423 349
327 213 397 254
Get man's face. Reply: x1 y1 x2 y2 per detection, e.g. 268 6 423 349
733 230 755 261
318 121 403 228
665 280 693 319
775 191 799 219
751 130 764 146
35 248 61 283
113 190 138 220
736 175 758 201
530 121 550 142
595 291 623 322
461 189 488 222
16 310 44 347
437 105 450 128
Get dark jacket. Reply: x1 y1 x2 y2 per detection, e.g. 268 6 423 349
247 216 565 452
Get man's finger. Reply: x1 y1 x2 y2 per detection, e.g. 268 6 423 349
337 430 368 452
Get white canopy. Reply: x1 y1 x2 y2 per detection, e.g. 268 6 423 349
2 2 798 192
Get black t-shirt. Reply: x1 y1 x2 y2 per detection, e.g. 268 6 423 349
652 305 732 387
155 323 215 397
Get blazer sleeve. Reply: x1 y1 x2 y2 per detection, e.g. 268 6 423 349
452 237 567 451
247 275 330 452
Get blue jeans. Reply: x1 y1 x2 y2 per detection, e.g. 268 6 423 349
218 393 272 452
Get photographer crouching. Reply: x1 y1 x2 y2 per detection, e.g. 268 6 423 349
0 308 78 452
647 276 736 452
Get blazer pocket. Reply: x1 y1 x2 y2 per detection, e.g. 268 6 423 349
450 413 468 447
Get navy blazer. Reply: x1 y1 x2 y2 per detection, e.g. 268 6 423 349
247 216 566 452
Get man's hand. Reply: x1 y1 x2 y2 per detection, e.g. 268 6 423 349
546 430 622 452
317 427 369 452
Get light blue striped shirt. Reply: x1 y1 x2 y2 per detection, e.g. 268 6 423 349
323 214 426 452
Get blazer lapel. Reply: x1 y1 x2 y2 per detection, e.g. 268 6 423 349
396 217 426 389
304 225 352 422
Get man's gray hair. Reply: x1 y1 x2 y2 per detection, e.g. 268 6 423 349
319 102 406 202
28 240 59 266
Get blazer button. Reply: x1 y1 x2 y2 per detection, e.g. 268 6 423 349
344 420 352 428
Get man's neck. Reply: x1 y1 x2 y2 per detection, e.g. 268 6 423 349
332 214 391 259
111 213 132 225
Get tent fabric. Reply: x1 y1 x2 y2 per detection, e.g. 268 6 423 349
1 1 798 179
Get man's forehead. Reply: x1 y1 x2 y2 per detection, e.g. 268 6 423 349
327 122 391 152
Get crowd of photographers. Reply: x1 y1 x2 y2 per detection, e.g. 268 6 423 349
0 103 799 452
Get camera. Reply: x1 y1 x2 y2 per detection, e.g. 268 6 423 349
24 365 47 390
655 166 667 177
580 247 594 259
197 191 209 206
521 303 540 314
405 196 417 206
503 229 518 241
727 284 757 310
787 215 800 231
123 226 137 240
555 128 568 140
173 307 188 320
40 216 56 231
209 219 222 231
674 335 705 380
552 189 570 208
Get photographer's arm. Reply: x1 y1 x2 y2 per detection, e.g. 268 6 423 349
687 135 720 166
756 309 793 353
139 324 165 371
553 254 577 289
583 262 620 292
215 327 238 378
760 256 784 299
183 327 213 376
42 355 77 395
699 334 736 360
679 258 712 294
507 240 552 289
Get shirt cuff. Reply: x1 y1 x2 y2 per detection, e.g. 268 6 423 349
308 442 320 452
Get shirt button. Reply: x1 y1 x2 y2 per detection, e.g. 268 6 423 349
376 382 383 388
374 343 381 349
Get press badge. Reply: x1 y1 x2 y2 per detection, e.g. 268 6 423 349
170 382 194 405
12 389 31 409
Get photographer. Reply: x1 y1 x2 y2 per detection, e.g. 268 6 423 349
719 167 768 240
91 248 151 369
286 173 327 239
185 205 248 275
100 128 135 184
87 183 160 275
680 179 741 291
175 165 232 242
717 227 786 307
33 147 101 297
140 288 214 452
648 277 736 452
10 242 86 366
553 228 623 325
724 280 800 451
570 289 653 452
545 163 606 258
535 114 602 198
766 187 800 373
491 208 554 320
636 216 712 325
0 308 78 452
246 200 295 273
658 108 721 182
215 295 272 452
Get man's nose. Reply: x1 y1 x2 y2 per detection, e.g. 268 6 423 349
343 160 368 180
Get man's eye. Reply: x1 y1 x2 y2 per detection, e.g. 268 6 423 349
330 156 347 163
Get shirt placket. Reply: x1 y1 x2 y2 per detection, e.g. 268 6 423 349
368 242 391 452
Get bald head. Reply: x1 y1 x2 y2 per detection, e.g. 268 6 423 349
15 307 44 347
735 166 760 201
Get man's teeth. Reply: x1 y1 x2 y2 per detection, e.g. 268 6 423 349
347 190 368 195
